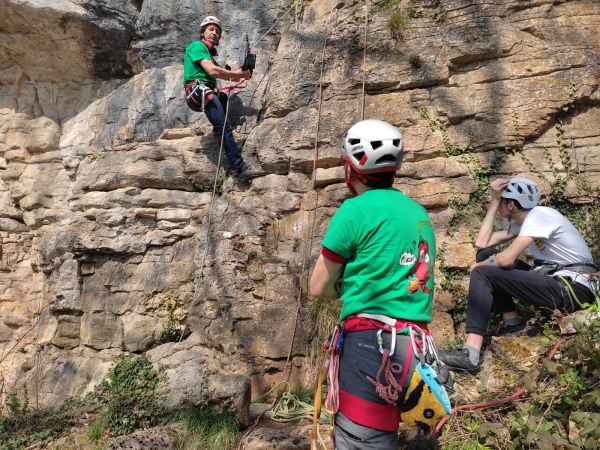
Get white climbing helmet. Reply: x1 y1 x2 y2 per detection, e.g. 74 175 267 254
200 16 222 33
501 177 540 209
341 119 404 174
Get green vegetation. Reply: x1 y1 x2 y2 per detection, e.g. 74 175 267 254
440 317 600 449
409 54 422 68
95 354 168 436
174 405 239 450
386 11 408 38
308 297 342 358
377 0 447 39
0 386 96 450
155 293 187 346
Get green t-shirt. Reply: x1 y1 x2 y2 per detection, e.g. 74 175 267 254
183 41 220 86
321 188 436 322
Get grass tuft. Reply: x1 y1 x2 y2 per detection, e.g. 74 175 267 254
174 405 239 450
386 11 408 38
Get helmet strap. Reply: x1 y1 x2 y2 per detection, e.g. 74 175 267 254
344 162 358 196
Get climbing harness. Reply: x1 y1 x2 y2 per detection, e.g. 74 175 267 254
319 314 452 437
184 80 213 112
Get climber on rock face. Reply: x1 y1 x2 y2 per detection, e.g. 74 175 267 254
183 15 264 179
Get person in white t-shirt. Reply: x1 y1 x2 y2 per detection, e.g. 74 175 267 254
438 177 597 374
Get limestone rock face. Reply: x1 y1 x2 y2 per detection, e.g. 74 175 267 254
0 0 138 83
0 0 599 425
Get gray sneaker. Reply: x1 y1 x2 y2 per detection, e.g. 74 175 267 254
236 162 265 179
498 321 538 338
437 348 482 375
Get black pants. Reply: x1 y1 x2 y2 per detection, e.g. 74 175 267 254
466 248 594 335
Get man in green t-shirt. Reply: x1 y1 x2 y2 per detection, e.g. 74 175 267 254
183 16 263 179
309 120 437 449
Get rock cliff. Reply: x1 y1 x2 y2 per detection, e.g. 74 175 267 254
0 0 598 417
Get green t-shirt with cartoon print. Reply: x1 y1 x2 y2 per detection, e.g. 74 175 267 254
321 188 436 322
183 40 220 86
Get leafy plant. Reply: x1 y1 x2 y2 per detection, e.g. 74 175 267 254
95 354 168 436
0 386 95 450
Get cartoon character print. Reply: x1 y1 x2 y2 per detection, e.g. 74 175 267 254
534 238 546 250
401 221 434 294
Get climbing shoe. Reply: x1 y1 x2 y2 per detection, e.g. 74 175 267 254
499 321 538 338
236 162 265 179
437 348 482 375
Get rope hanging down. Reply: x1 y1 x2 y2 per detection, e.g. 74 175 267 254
280 3 337 381
360 0 369 121
197 79 234 280
186 78 243 344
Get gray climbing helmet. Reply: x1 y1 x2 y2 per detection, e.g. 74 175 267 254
341 119 404 174
501 178 540 209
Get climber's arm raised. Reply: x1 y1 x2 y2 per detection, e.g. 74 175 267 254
200 59 251 81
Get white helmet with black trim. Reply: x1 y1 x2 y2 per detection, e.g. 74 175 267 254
341 119 404 174
501 177 540 209
200 16 222 33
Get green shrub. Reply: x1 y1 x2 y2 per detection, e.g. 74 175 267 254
0 387 93 450
95 354 168 436
409 54 422 68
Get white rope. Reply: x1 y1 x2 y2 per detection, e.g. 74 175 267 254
360 0 369 121
181 83 235 342
198 87 232 280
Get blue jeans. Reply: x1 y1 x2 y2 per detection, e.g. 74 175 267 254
204 92 244 169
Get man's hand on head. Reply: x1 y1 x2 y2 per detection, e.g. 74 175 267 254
490 178 510 202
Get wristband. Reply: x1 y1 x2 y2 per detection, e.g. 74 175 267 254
489 257 496 266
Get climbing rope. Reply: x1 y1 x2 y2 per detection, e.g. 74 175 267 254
197 86 230 282
238 381 331 450
280 3 338 380
181 79 242 342
360 0 369 121
366 348 403 406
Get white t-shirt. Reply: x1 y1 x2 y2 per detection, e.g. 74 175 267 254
509 206 595 290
